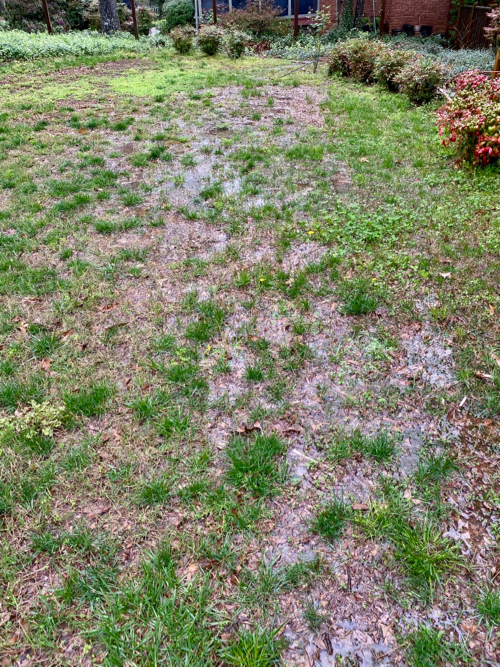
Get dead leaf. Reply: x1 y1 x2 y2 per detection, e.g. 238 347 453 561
475 372 493 380
352 503 369 511
234 422 262 435
40 358 52 371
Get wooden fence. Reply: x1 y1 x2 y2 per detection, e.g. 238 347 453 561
456 4 491 50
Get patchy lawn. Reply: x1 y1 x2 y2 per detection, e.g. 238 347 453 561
0 50 499 666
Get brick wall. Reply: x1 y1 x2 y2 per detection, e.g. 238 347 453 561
384 0 451 34
319 0 451 35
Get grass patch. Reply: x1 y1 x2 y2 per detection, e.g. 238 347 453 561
311 495 351 543
63 383 114 418
404 625 470 667
226 432 286 497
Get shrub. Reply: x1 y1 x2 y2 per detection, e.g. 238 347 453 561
219 0 286 38
197 24 223 56
394 57 445 104
485 7 500 49
162 0 194 32
224 30 248 59
135 6 156 36
328 37 389 83
4 0 78 32
374 48 412 92
170 26 194 54
437 71 500 165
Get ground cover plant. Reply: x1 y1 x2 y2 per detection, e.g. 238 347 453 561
0 29 162 61
0 42 499 667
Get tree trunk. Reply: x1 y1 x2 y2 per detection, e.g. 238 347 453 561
0 0 6 15
99 0 120 33
354 0 364 24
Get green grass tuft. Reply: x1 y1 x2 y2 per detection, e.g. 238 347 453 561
226 432 286 497
63 382 114 417
311 495 351 543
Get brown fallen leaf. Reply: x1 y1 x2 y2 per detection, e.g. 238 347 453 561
475 372 493 380
352 503 369 511
40 358 52 371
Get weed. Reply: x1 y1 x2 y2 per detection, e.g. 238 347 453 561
394 519 462 595
156 406 192 437
311 496 351 543
226 432 286 497
414 452 458 487
405 625 469 667
128 390 168 422
221 628 285 667
476 586 500 627
303 601 328 631
63 383 114 418
244 363 265 382
0 376 45 412
136 474 172 506
339 279 378 316
185 299 227 343
29 332 61 358
327 429 396 463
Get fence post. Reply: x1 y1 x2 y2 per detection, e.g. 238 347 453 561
41 0 53 34
130 0 139 39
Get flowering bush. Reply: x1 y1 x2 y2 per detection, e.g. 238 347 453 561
373 48 412 92
197 24 223 56
394 57 446 104
438 71 500 165
171 26 194 54
328 37 389 83
485 7 500 49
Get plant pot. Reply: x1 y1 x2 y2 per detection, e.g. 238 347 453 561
420 25 433 38
403 24 415 37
